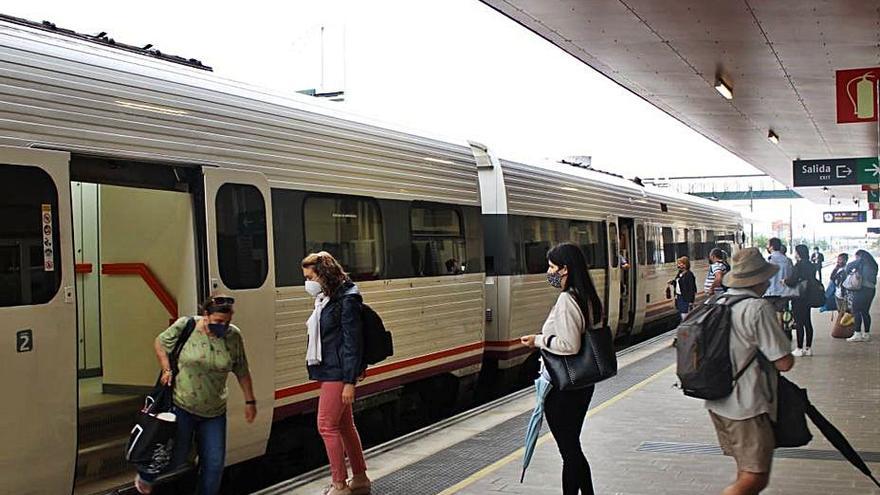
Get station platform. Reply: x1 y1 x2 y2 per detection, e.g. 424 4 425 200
258 299 880 495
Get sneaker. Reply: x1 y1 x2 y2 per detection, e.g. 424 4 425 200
322 484 352 495
792 348 804 357
864 333 872 342
803 347 813 356
847 332 864 342
134 475 152 495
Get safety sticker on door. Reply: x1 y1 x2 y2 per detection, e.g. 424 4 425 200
41 204 54 272
16 330 33 353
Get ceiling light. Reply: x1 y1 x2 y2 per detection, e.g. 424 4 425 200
767 130 779 144
714 79 733 100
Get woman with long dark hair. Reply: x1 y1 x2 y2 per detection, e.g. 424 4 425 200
521 242 602 495
846 249 878 342
784 244 817 356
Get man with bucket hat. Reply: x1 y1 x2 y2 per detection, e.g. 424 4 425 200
705 248 795 495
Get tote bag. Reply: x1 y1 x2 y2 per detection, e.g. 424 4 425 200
541 326 617 391
125 318 196 474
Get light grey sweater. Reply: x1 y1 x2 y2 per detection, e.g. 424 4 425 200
535 292 585 356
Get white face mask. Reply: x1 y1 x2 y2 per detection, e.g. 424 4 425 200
304 280 323 298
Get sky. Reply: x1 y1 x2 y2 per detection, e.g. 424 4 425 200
5 0 872 243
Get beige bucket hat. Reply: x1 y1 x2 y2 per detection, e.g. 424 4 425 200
724 247 779 288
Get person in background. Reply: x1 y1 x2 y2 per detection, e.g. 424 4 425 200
764 238 793 298
785 245 817 357
670 256 697 320
845 249 878 343
302 252 371 495
810 247 825 281
705 248 795 495
135 296 256 495
704 248 729 296
520 242 604 495
830 253 850 311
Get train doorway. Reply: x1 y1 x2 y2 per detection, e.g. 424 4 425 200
617 218 637 335
70 159 201 494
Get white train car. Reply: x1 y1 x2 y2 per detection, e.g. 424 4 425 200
0 17 485 494
470 146 743 375
0 15 743 495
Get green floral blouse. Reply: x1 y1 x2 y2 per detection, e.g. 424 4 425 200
158 317 250 418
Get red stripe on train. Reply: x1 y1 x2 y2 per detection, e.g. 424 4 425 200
273 341 485 400
272 353 483 420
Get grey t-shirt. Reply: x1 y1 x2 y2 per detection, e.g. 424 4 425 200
704 288 791 421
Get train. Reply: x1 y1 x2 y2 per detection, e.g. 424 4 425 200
0 15 743 494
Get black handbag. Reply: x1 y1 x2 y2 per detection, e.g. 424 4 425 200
773 375 813 448
540 326 617 390
125 318 196 474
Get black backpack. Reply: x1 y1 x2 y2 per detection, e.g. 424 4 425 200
802 278 826 308
675 295 755 400
361 303 393 367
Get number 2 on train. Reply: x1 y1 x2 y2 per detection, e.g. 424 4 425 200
16 329 33 353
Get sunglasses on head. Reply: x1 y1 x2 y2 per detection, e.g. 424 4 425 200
212 296 235 305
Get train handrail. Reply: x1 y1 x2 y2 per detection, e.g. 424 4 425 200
101 262 178 321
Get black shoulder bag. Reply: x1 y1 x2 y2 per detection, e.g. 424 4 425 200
540 299 617 390
125 318 196 474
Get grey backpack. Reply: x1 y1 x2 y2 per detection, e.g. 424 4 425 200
675 295 755 400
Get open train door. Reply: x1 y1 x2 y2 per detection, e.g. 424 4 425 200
631 220 648 333
605 218 621 334
203 168 276 465
0 147 76 494
616 218 637 336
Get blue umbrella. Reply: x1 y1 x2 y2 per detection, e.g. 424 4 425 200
521 376 552 483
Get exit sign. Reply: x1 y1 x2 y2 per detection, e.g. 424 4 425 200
793 157 880 187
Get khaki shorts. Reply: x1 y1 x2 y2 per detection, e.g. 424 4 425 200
709 411 775 474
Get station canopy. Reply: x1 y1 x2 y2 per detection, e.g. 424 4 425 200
480 0 880 204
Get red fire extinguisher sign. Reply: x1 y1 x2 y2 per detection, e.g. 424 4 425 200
837 67 880 124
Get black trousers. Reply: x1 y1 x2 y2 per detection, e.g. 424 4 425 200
791 300 814 348
544 385 595 495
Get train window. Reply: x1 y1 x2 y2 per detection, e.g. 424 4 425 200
411 206 467 276
635 224 646 266
704 230 716 259
0 164 62 307
674 228 689 260
692 230 704 260
645 226 657 265
570 221 607 269
304 196 383 280
271 188 307 287
662 227 675 263
522 217 569 274
215 183 268 290
609 223 619 268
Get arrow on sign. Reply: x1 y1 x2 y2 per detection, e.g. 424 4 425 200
837 165 853 179
868 163 880 178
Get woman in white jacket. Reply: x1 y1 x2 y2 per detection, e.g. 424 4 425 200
521 242 603 495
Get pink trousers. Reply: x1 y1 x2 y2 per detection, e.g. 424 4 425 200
317 381 367 483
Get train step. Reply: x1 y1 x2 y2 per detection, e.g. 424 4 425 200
75 436 133 488
78 396 143 448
